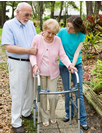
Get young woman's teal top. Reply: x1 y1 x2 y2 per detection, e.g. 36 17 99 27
57 28 85 66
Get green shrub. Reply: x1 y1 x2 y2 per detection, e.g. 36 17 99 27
0 28 2 36
90 60 102 94
43 16 50 20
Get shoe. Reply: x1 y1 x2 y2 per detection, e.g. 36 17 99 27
51 120 56 124
43 121 49 127
81 125 89 130
63 116 73 122
12 126 25 133
22 113 33 120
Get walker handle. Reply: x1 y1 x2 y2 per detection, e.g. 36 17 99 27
73 70 79 83
36 72 40 86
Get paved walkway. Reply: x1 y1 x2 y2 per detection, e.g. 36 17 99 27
39 94 80 133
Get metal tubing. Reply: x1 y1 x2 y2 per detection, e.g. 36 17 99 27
33 76 37 128
70 99 78 109
77 83 80 133
69 73 72 125
39 88 78 95
35 71 81 133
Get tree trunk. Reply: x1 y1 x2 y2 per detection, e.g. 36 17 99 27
58 1 63 22
39 1 43 31
94 1 101 15
86 1 93 17
80 1 82 17
32 1 38 19
63 1 68 27
12 1 15 18
50 1 55 18
0 1 6 27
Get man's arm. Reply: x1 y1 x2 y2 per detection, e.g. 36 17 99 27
5 43 37 55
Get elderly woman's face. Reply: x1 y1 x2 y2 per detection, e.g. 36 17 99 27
66 22 75 34
44 29 55 41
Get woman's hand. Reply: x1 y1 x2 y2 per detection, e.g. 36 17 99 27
33 64 40 75
68 64 78 73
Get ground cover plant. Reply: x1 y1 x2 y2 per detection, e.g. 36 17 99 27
91 60 102 96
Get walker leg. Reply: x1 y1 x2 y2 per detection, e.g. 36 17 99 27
33 77 37 128
69 73 72 124
33 107 36 128
37 102 40 133
80 129 83 133
77 83 82 133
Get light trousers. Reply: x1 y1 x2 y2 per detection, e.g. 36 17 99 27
40 76 59 123
7 58 34 127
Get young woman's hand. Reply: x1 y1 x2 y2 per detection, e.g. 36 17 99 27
68 64 78 73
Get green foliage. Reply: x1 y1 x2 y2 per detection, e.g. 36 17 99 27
35 27 41 34
83 32 102 52
43 16 50 20
90 60 102 93
87 14 102 35
0 28 2 36
22 118 37 133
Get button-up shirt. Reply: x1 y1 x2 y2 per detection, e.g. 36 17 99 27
1 17 37 59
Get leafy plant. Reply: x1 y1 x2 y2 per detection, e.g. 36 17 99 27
83 32 102 54
43 16 50 20
90 60 102 94
0 28 2 35
87 14 102 35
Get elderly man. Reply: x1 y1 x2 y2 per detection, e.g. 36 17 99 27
1 2 37 133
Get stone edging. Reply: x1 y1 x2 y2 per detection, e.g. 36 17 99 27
83 83 102 117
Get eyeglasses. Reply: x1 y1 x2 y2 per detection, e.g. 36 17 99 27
24 13 32 17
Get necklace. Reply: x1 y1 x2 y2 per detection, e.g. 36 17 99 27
44 37 53 42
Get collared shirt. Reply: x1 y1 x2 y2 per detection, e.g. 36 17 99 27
1 17 37 59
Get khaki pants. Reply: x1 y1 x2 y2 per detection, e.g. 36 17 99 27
40 76 59 123
7 58 34 127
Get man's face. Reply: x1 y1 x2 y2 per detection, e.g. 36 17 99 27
17 6 32 25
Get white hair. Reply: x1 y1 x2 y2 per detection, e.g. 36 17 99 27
16 2 31 11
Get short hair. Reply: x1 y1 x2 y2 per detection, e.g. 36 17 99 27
16 2 31 11
67 15 86 34
43 19 60 34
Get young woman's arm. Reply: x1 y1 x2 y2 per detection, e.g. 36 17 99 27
72 42 83 66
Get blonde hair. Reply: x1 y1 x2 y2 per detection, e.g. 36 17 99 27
43 19 60 34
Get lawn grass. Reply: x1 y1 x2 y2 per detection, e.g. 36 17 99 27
0 28 2 36
22 118 37 133
35 27 41 34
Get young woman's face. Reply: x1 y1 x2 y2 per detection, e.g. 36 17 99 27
66 22 75 34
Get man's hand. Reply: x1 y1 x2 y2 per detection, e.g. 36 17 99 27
33 64 40 75
68 64 78 73
28 43 38 55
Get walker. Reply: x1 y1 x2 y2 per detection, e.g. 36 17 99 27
33 70 83 133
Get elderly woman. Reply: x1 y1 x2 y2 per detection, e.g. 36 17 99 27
30 19 77 127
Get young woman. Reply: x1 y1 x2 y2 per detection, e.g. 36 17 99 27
30 19 77 127
57 16 88 130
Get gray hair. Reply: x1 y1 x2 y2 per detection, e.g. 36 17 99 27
16 2 31 11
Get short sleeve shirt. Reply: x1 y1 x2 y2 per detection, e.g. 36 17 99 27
57 28 85 65
1 17 37 59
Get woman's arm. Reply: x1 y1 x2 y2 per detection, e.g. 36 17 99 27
72 42 83 66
